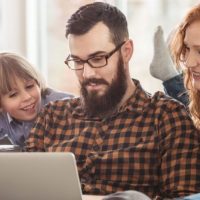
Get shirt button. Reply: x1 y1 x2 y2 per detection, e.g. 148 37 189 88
93 146 99 151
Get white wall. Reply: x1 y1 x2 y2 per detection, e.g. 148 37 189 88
0 0 47 79
1 0 26 56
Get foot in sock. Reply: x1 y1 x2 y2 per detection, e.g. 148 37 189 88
150 25 178 81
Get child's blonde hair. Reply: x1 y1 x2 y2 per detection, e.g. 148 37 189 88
0 52 47 106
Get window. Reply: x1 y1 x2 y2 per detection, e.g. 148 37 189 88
46 0 199 95
1 0 199 95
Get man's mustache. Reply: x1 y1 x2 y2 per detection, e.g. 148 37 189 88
82 78 109 86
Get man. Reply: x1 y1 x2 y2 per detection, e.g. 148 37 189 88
26 2 200 199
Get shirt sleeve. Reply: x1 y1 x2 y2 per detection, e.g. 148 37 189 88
25 108 49 152
157 103 200 198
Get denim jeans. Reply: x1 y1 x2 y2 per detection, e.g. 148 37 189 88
163 74 189 107
173 193 200 200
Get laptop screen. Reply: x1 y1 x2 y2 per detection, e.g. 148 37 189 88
0 152 82 200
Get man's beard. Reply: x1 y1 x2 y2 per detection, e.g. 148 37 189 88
80 55 127 117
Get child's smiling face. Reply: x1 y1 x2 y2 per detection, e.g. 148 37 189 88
0 77 41 121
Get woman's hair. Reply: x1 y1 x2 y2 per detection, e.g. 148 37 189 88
0 52 47 106
170 4 200 129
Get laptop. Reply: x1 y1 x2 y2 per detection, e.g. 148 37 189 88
0 152 83 200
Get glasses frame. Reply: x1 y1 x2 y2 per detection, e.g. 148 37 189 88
64 41 126 70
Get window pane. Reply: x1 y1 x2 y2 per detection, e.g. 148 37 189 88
47 0 199 95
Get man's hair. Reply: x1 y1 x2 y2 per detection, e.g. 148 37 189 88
65 2 129 45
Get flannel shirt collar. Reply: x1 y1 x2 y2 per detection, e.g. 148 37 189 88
118 79 151 113
72 79 151 119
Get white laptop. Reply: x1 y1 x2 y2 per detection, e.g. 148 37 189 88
0 152 83 200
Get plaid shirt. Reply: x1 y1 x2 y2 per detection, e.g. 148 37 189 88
26 79 200 199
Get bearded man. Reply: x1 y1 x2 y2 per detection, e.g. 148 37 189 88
26 2 200 200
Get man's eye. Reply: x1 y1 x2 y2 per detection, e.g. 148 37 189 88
90 56 105 63
74 60 83 65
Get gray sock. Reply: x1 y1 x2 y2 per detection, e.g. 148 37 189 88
150 25 178 81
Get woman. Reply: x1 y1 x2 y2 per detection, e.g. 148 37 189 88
169 4 200 130
150 4 200 130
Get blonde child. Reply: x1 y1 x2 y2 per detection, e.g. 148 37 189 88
0 52 73 148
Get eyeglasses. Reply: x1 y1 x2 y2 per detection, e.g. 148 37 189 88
64 41 126 70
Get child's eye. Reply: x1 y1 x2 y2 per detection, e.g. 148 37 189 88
25 80 36 89
8 92 18 98
26 84 34 89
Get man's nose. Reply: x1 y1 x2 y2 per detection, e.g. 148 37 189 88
82 63 96 79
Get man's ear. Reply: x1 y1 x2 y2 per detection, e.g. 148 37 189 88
121 39 133 63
